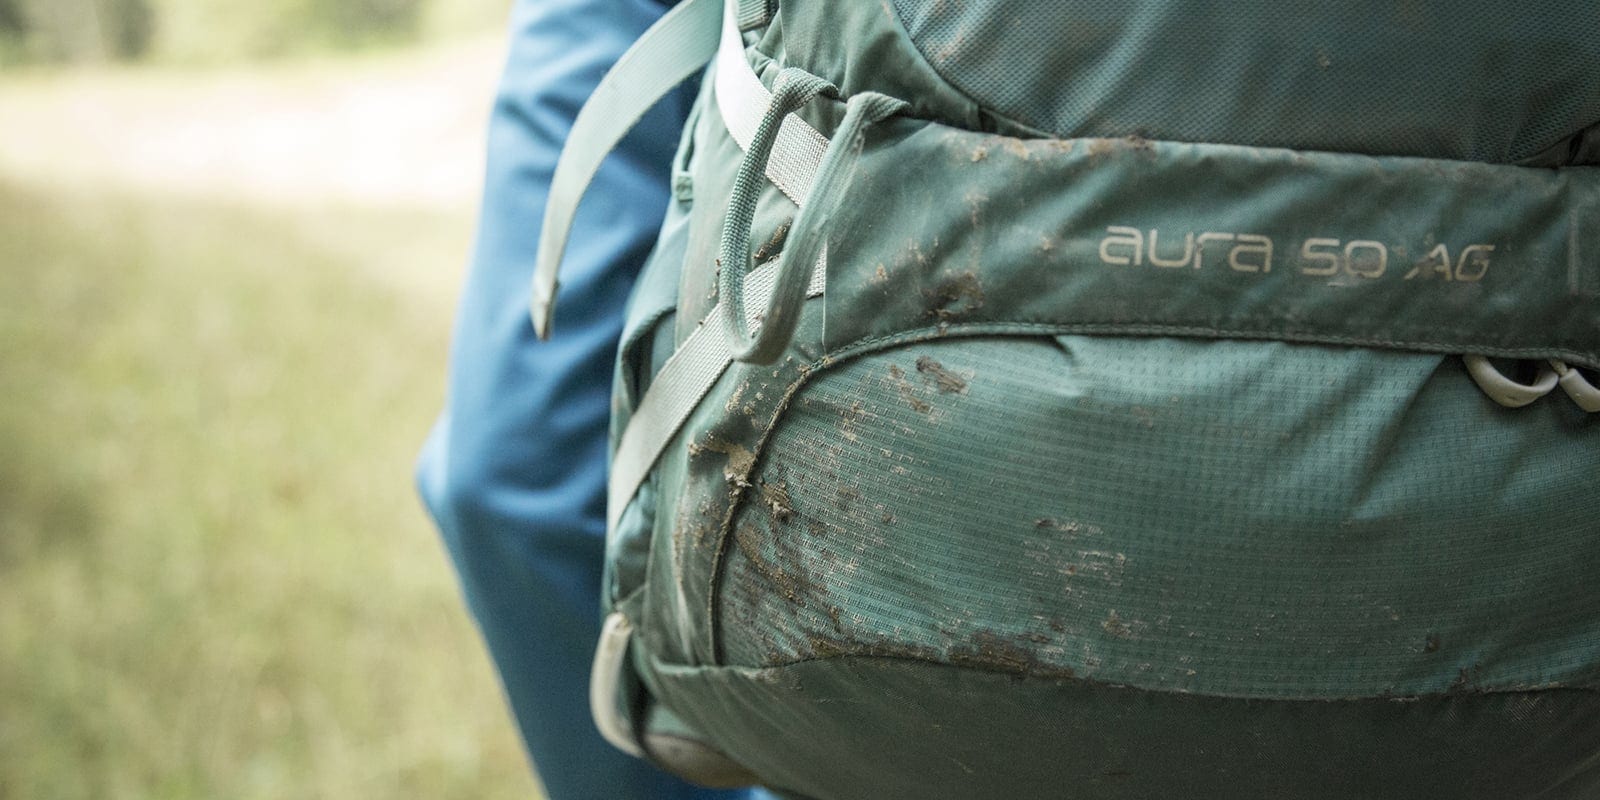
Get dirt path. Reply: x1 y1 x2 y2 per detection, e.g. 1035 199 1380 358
0 38 501 210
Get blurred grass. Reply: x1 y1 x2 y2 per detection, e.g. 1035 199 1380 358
0 178 543 799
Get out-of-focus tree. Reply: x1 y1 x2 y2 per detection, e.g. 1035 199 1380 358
1 0 152 63
105 0 154 58
0 0 507 65
0 0 26 63
0 0 25 36
310 0 424 45
146 0 426 62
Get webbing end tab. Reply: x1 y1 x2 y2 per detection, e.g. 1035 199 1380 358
531 279 559 341
525 0 724 342
735 0 774 31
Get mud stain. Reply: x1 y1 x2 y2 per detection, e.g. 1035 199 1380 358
759 480 795 523
1028 519 1125 587
922 270 985 321
800 629 1078 680
1033 517 1103 539
1001 136 1032 161
837 399 868 442
732 520 817 604
835 484 865 514
1086 135 1157 160
915 356 969 394
964 189 988 226
888 364 932 414
724 379 752 415
753 221 791 263
691 436 758 486
1102 610 1133 639
951 630 1077 679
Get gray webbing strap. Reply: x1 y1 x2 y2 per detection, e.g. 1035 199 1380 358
531 0 828 338
734 0 774 31
608 262 825 530
606 0 835 530
713 0 829 204
530 0 721 340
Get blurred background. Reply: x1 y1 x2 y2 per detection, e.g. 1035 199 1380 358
0 1 547 797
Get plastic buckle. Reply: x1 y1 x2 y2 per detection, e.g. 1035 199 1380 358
1463 355 1558 408
1550 359 1600 412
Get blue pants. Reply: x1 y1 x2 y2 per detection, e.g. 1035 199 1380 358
415 1 768 797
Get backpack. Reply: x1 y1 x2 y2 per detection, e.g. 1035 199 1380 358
532 1 1600 797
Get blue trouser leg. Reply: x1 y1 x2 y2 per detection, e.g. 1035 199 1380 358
415 1 767 797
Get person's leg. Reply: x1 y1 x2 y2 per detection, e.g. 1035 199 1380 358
416 1 763 796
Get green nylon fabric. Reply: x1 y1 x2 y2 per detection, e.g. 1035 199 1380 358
718 335 1600 698
823 125 1600 368
889 0 1600 163
640 655 1600 800
601 2 1600 795
650 441 1600 797
781 0 1600 163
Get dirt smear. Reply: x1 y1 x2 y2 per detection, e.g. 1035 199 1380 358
887 364 932 415
692 436 758 486
915 356 969 394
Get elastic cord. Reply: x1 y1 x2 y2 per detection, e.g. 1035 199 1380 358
716 71 909 364
716 67 836 360
732 91 909 364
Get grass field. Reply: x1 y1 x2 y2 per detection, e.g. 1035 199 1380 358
0 167 541 796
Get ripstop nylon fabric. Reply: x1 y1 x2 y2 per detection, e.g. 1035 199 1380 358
718 335 1600 698
890 0 1600 163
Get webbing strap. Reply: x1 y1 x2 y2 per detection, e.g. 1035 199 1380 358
607 0 837 529
531 0 829 337
734 0 774 31
527 0 837 527
530 0 721 339
608 262 825 531
714 0 829 204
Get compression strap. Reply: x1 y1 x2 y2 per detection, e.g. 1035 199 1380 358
531 0 827 337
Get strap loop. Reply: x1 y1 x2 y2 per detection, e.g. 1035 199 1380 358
590 612 644 757
728 91 909 364
715 68 837 358
1551 359 1600 412
1464 355 1559 408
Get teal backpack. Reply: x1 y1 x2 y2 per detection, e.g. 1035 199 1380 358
532 1 1600 797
